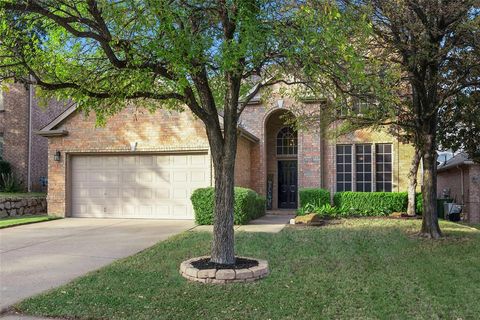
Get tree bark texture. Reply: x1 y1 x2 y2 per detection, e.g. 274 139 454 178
407 148 421 216
419 133 442 238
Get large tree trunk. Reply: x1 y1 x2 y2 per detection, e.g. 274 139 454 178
419 133 442 238
205 113 238 265
210 146 237 264
407 148 421 216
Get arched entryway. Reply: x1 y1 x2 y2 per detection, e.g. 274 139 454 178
264 109 298 210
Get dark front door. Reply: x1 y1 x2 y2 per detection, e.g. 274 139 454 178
278 160 298 209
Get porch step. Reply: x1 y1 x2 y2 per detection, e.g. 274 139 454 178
266 210 297 216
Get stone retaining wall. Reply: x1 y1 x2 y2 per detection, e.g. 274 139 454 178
0 196 47 217
180 256 269 284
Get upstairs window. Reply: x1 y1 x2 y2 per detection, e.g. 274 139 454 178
277 127 297 155
339 97 375 117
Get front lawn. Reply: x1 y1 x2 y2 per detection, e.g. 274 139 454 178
0 215 59 229
17 219 480 319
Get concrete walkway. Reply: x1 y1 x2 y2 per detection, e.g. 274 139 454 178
0 218 195 312
193 214 294 233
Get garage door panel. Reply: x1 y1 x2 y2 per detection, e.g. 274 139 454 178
156 188 170 199
71 153 209 219
174 171 190 182
173 205 188 217
173 188 187 200
191 154 207 166
156 155 170 165
172 155 188 167
191 170 206 182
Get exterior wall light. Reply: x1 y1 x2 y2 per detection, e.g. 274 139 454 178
130 142 138 151
54 150 61 162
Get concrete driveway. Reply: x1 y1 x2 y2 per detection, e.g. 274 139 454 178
0 218 194 311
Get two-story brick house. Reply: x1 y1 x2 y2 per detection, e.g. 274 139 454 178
0 83 67 192
37 84 416 220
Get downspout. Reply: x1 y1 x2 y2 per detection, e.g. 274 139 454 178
27 78 33 192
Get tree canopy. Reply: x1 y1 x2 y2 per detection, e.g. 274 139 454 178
0 0 372 263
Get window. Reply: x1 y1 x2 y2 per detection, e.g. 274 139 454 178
336 145 352 191
336 143 393 192
339 97 374 117
355 144 372 191
277 127 297 155
375 144 393 192
352 97 371 115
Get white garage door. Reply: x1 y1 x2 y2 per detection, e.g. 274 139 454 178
71 153 210 219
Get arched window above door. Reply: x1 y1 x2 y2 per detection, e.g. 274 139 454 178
277 127 297 155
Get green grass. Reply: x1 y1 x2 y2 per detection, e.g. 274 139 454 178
17 219 480 320
0 192 46 198
0 215 59 228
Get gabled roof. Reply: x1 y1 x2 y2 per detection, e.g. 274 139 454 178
437 152 475 172
35 103 259 142
35 103 76 137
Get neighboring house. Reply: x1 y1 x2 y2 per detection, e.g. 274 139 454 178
437 152 480 224
37 85 416 219
0 83 67 192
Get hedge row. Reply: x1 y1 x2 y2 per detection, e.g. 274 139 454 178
298 188 424 216
334 192 408 215
191 187 265 225
299 188 330 208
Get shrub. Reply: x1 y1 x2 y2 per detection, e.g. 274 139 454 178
0 160 11 189
0 159 11 176
1 172 23 193
333 192 408 216
253 195 266 219
298 188 330 214
416 193 423 215
191 187 265 225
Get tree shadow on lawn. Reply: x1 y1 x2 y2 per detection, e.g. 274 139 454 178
16 219 480 320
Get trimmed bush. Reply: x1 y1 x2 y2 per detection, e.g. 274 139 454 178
333 192 408 216
416 193 423 215
0 160 11 189
253 195 266 219
191 187 265 225
0 160 11 176
299 188 331 209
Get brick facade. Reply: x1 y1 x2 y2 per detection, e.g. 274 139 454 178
324 126 416 195
0 84 65 192
41 84 418 216
0 84 29 187
239 89 416 210
45 106 253 216
437 164 480 224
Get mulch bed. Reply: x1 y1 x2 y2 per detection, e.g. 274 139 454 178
191 257 259 270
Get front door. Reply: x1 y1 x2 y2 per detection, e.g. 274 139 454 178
278 160 298 209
